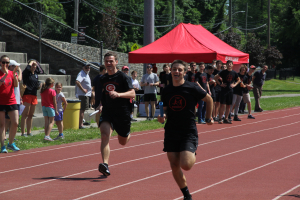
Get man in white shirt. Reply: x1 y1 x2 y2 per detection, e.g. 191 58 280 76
76 63 92 129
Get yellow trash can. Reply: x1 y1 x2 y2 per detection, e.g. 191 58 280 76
63 99 81 130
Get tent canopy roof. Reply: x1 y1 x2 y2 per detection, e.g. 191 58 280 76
129 23 249 64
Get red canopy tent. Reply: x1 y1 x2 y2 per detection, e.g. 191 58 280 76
129 23 249 64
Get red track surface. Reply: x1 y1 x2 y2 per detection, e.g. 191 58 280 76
1 107 300 200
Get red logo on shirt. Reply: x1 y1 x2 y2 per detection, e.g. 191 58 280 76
106 84 115 92
202 76 207 84
227 74 233 82
169 95 186 111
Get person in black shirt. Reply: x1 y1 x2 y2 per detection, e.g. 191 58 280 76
92 65 106 126
186 62 197 83
242 65 256 119
195 62 211 124
214 60 240 124
252 65 268 112
158 60 213 200
213 60 223 121
97 52 135 177
159 64 170 93
230 65 248 121
21 60 41 137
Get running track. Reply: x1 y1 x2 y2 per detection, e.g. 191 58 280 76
1 107 300 200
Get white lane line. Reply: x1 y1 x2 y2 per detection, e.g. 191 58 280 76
70 132 300 199
1 132 299 195
2 110 300 160
0 129 164 159
0 140 163 174
2 120 299 175
272 184 300 200
0 152 165 195
1 107 299 159
173 151 300 200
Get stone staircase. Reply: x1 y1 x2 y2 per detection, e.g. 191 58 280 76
0 41 96 129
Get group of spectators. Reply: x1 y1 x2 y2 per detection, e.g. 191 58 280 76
157 60 268 124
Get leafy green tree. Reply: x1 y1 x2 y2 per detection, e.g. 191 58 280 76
245 33 265 66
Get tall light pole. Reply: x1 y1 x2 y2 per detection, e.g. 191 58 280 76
74 0 79 31
267 0 271 47
245 3 248 42
143 0 154 74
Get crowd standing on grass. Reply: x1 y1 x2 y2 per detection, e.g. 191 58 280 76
75 63 92 129
0 55 20 153
140 64 159 120
40 78 58 141
54 82 67 140
21 60 41 137
4 60 22 140
252 65 268 112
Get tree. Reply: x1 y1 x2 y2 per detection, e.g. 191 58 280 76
97 7 121 50
245 33 265 66
217 28 243 50
263 46 283 68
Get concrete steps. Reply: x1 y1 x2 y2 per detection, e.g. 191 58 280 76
38 74 71 87
0 52 27 63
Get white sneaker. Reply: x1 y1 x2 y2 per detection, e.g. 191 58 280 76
44 136 54 141
134 104 138 108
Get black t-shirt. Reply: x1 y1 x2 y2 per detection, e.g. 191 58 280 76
207 74 215 98
253 70 266 87
195 72 208 92
213 69 222 92
159 71 167 85
186 71 197 83
233 73 247 96
162 81 207 141
22 65 39 96
93 74 103 107
243 73 253 93
218 70 239 92
100 71 134 113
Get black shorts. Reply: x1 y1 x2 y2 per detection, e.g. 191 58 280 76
4 104 20 119
220 90 233 105
99 111 131 137
215 90 221 102
163 138 198 153
0 104 19 113
144 93 157 102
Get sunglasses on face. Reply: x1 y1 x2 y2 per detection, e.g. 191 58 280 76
147 67 152 69
2 61 9 64
85 66 90 69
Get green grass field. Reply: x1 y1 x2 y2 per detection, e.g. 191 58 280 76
5 77 300 151
262 76 300 96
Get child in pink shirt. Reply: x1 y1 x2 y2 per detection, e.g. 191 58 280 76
40 78 58 141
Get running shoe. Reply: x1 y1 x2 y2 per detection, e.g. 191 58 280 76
131 118 137 121
27 133 33 136
248 114 255 119
233 115 241 121
218 119 223 124
79 126 86 129
54 135 64 140
44 136 54 141
1 146 8 153
223 119 232 124
183 195 192 200
7 143 20 151
21 134 28 137
98 163 111 176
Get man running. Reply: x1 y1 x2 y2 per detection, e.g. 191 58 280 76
97 52 135 176
158 60 213 200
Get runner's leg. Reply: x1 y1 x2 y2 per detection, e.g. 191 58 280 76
100 121 113 164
